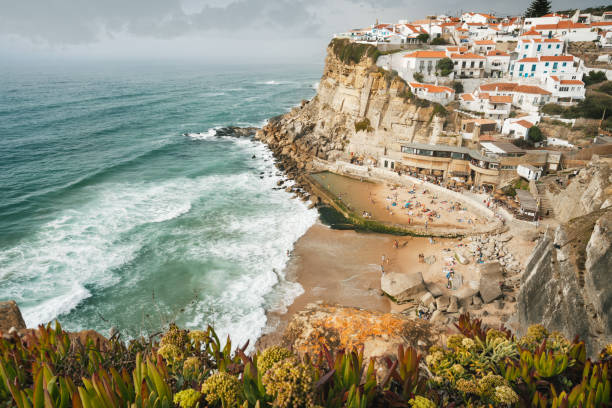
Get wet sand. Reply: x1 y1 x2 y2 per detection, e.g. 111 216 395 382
258 222 480 348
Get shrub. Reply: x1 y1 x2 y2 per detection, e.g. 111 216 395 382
1 316 611 408
599 81 612 95
583 70 607 86
450 81 463 93
330 38 380 64
413 72 424 82
436 57 454 76
432 103 447 117
431 37 448 45
541 103 565 116
528 125 544 143
417 33 429 43
355 117 373 132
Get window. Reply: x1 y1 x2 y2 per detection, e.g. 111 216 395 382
556 44 560 48
559 86 569 92
548 44 551 49
537 44 541 51
479 61 483 68
525 44 529 49
562 62 566 67
531 64 536 71
545 62 549 66
553 62 558 69
470 61 475 68
519 64 524 71
451 152 466 160
462 61 466 68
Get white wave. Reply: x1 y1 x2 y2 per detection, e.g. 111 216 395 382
312 81 320 90
0 177 204 327
257 80 293 86
185 128 219 140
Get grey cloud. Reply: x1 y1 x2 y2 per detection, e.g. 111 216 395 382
0 0 320 44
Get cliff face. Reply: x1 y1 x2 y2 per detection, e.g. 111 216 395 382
255 41 449 181
547 162 612 223
517 207 612 356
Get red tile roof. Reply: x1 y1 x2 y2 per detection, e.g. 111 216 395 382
534 21 590 30
479 82 551 95
460 93 475 101
540 55 574 62
517 57 538 62
451 52 485 59
474 40 495 45
403 51 447 59
489 95 513 103
487 50 509 56
409 82 455 93
521 28 541 36
560 80 584 85
516 120 534 128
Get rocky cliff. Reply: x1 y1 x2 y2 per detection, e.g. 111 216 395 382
255 40 453 187
547 161 612 223
517 207 612 356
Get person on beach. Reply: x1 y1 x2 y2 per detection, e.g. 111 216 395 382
380 264 385 275
393 240 399 249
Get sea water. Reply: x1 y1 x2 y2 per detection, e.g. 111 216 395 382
0 62 321 347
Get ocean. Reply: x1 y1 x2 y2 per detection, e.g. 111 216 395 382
0 62 321 347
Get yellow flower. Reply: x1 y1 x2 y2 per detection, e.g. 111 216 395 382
158 344 181 361
257 346 293 376
461 338 475 350
262 357 315 408
494 385 519 404
446 334 465 350
183 357 200 374
188 330 208 344
451 364 464 375
161 324 189 349
408 395 436 408
456 378 479 394
201 371 242 407
173 389 202 408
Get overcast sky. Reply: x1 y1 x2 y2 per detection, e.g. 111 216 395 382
0 0 605 64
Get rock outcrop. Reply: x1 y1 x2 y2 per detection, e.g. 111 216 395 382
0 300 26 333
517 207 612 356
548 162 612 223
381 271 426 303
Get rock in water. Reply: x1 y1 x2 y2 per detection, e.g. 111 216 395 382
477 262 503 304
381 272 426 303
0 301 26 333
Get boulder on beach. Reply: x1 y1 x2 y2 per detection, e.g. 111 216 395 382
381 272 426 303
455 251 469 265
477 262 504 303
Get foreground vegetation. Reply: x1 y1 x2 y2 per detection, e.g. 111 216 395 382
1 315 610 407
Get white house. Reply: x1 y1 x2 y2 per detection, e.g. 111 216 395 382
523 13 565 29
502 116 540 139
534 21 597 42
485 50 510 77
462 12 498 24
515 38 563 59
543 76 586 103
459 92 511 121
408 82 455 105
472 39 496 54
477 82 553 113
402 50 447 77
510 55 579 80
517 164 543 181
451 52 486 78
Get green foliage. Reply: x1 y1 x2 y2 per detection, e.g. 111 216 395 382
599 81 612 96
542 94 612 122
435 57 454 76
416 33 429 43
450 81 463 93
2 316 611 408
330 38 380 65
413 72 424 83
525 0 552 17
542 103 566 116
430 37 448 45
432 103 447 117
529 125 545 143
354 118 373 132
583 71 607 86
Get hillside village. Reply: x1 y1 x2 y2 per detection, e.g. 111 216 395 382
329 5 612 222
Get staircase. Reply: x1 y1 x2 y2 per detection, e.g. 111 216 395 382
535 182 555 218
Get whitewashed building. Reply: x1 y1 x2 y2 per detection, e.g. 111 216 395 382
485 50 510 77
502 116 540 139
472 39 496 54
451 52 486 78
517 164 543 181
534 21 597 42
510 55 580 80
543 76 586 103
515 38 563 59
476 82 553 113
408 82 455 105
